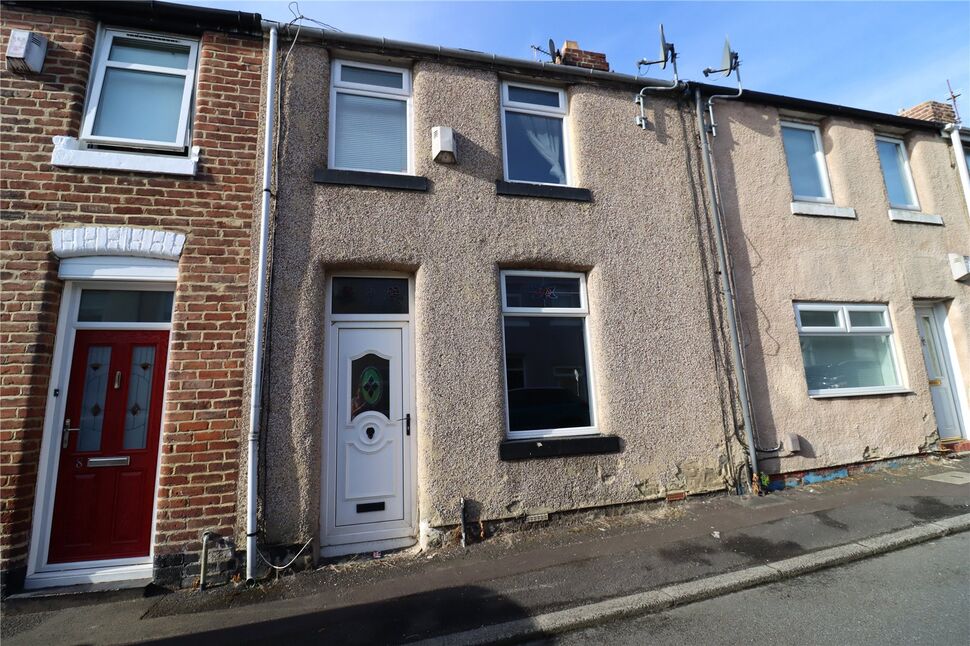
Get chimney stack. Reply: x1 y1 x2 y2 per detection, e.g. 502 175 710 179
898 100 957 124
558 40 609 72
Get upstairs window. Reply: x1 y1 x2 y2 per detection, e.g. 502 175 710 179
500 271 596 439
501 82 569 186
81 30 199 151
330 60 411 174
875 136 920 210
780 122 832 202
794 303 903 397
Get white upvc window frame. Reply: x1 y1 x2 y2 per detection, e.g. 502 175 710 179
80 27 199 152
328 59 414 175
500 80 572 187
874 135 921 211
780 120 833 203
500 270 598 439
793 302 906 398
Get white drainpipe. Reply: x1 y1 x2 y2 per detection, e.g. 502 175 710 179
944 124 970 224
246 25 278 584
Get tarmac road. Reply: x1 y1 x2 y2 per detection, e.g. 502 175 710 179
543 531 970 645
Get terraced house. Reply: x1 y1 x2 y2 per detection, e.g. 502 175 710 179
2 0 968 595
255 26 970 566
0 1 264 592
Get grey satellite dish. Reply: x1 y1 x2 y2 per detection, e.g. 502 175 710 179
659 24 669 69
720 38 734 77
548 38 558 61
703 36 738 78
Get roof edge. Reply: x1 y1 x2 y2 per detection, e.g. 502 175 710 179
272 21 946 133
2 0 263 37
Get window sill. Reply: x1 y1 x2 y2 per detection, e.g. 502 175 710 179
808 387 913 399
314 168 429 191
51 136 199 176
887 209 943 226
790 201 856 219
496 180 592 202
499 435 621 461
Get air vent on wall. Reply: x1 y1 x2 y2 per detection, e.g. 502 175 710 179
6 29 47 74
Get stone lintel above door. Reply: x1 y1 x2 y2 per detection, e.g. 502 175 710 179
51 226 186 262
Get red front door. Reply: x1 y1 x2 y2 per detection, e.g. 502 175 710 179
48 330 169 564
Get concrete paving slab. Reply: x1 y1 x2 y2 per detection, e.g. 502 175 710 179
921 471 970 485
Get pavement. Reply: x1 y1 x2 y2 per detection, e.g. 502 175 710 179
2 455 969 645
540 532 970 645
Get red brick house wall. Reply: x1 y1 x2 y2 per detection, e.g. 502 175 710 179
0 6 262 590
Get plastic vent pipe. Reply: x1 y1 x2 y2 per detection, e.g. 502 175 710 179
246 25 277 584
944 124 970 223
694 88 759 484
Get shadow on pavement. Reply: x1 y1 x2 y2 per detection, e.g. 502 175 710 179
139 584 547 645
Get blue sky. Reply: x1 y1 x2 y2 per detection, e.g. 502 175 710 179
183 1 969 116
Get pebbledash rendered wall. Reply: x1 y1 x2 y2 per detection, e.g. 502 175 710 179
711 99 970 474
252 41 746 548
0 6 263 589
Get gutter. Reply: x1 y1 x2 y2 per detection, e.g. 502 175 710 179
245 25 277 584
1 0 263 36
943 124 970 223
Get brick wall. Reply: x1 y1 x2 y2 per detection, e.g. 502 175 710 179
898 100 957 124
559 41 609 72
0 8 262 590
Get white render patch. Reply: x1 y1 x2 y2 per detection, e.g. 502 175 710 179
51 136 200 176
51 226 186 261
790 201 857 219
888 209 944 226
921 471 970 485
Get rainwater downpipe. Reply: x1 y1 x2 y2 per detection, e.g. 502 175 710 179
943 124 970 223
246 25 278 584
694 87 759 484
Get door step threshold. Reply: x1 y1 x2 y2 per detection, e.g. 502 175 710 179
320 536 417 559
10 577 152 600
4 578 155 613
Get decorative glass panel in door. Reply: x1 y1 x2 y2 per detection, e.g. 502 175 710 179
48 330 169 564
77 346 111 452
123 346 156 450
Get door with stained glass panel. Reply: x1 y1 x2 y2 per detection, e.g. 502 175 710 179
48 329 169 563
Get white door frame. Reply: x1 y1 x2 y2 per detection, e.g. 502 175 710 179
321 272 417 557
915 302 969 441
26 270 176 590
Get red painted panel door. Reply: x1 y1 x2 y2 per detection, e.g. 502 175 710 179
48 330 169 564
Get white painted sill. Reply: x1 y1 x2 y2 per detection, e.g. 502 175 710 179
808 387 913 399
51 136 200 176
790 201 857 219
887 209 943 226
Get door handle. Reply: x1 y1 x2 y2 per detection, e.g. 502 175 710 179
398 413 411 436
928 379 942 386
114 370 122 389
61 418 80 449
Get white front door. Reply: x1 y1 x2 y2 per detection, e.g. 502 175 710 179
321 304 416 556
915 305 965 440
